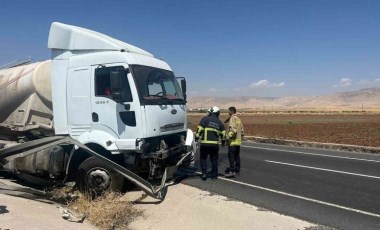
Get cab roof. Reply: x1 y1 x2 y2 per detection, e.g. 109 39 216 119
47 22 153 57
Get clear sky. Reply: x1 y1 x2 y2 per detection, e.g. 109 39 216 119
1 0 380 97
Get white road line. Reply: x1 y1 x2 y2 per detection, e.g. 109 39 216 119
242 145 380 163
182 170 380 218
220 176 380 218
265 160 380 179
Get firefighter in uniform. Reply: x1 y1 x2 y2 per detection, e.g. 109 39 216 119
195 106 225 181
225 106 244 178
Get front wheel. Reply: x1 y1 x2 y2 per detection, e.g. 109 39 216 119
76 156 125 196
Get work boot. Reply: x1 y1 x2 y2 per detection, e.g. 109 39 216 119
211 176 218 181
201 174 207 181
225 171 236 178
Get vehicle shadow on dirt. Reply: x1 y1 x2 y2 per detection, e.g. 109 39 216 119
0 172 54 204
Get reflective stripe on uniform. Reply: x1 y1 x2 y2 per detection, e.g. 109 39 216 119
205 127 222 142
205 127 223 134
201 127 223 145
230 139 241 146
201 140 219 144
196 126 204 137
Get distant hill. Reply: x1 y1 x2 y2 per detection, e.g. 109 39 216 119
187 87 380 111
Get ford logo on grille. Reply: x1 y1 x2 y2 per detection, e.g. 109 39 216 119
171 109 177 114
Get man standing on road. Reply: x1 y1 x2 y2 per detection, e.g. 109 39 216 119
195 106 225 181
225 106 244 178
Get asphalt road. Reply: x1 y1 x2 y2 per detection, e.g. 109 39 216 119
179 141 380 230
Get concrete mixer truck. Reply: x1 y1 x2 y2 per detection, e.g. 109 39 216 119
0 22 195 199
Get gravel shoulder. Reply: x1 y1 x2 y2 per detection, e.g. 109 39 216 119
129 183 317 230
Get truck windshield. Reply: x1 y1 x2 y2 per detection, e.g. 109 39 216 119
130 65 185 104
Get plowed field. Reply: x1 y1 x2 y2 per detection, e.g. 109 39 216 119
188 114 380 147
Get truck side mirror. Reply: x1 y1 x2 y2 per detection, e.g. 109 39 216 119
181 79 187 102
176 77 187 102
181 79 186 94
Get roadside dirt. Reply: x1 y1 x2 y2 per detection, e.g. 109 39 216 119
1 176 319 230
129 184 317 230
0 192 95 230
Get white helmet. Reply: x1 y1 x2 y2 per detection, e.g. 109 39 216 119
208 106 220 114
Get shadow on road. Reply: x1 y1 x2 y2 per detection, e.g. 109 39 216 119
0 205 9 214
172 167 201 184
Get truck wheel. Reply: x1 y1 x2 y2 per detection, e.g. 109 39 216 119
77 156 125 196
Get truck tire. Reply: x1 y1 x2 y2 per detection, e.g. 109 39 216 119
76 156 125 196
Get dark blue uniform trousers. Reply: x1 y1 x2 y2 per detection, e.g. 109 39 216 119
200 145 219 177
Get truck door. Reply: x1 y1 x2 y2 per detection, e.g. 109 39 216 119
91 64 143 139
67 67 92 127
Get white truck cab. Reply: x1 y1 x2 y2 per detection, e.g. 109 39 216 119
49 22 188 151
0 22 194 197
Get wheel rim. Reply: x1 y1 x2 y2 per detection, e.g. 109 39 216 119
85 168 112 193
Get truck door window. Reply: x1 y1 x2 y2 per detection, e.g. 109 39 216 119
95 66 133 102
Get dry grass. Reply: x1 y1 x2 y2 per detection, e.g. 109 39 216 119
50 187 142 230
70 192 141 230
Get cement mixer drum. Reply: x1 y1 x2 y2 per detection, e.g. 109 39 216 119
0 60 53 132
